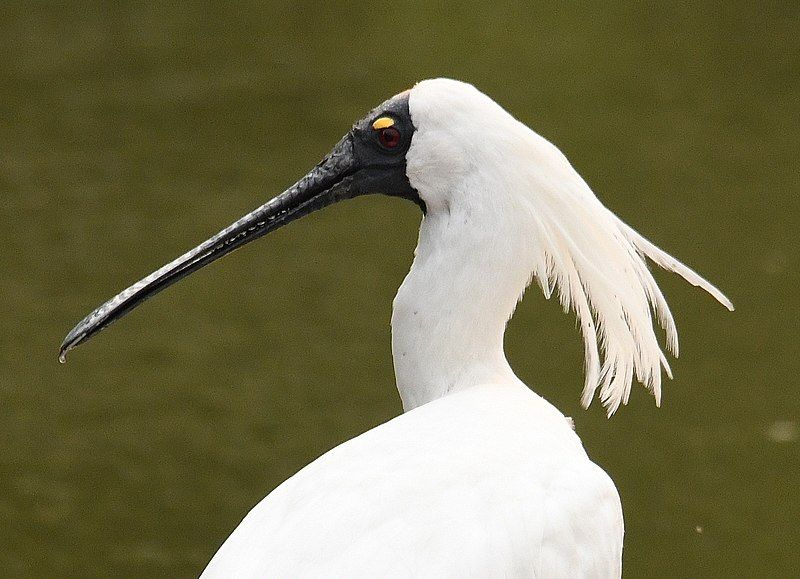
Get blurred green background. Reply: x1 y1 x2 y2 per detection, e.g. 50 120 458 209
2 1 797 577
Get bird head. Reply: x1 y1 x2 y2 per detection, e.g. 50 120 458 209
60 78 732 415
59 87 423 363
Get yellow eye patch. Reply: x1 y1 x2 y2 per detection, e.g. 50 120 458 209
372 117 395 130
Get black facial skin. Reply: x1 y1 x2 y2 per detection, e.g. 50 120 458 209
59 91 422 361
348 93 424 210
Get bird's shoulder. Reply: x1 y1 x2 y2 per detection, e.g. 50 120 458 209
202 384 622 577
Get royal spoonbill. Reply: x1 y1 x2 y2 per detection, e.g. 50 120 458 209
60 78 732 577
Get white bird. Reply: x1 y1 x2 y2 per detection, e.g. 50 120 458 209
60 78 733 577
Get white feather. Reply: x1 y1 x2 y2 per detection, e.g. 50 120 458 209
520 129 732 415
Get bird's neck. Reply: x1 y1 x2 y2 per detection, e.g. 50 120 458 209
391 207 532 411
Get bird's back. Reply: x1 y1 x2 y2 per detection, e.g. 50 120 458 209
201 382 623 578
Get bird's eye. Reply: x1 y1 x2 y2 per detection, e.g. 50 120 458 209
378 126 401 149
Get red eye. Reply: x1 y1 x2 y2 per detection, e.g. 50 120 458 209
378 126 401 149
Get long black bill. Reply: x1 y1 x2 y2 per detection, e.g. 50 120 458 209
59 134 359 362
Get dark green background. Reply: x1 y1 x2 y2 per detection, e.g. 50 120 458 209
2 1 797 577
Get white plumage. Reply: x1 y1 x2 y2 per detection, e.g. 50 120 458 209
199 79 731 577
203 385 622 577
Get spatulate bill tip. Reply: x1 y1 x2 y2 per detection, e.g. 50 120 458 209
58 333 80 364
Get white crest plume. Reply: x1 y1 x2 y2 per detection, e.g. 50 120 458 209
409 79 733 416
509 104 733 415
528 182 733 415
